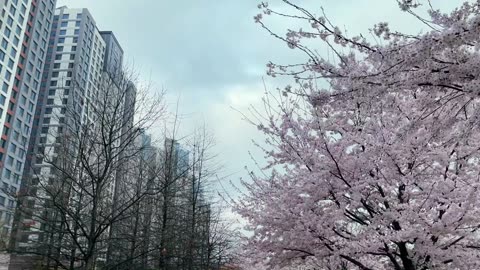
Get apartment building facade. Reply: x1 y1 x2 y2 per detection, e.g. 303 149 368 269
9 7 109 251
0 4 140 269
0 0 56 247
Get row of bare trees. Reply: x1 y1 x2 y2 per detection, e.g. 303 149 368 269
4 70 236 270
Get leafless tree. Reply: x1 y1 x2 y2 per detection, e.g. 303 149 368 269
10 68 165 270
9 67 236 270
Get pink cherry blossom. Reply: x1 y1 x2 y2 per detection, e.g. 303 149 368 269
238 1 480 269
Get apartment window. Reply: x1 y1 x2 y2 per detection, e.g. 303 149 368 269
46 98 53 105
53 63 60 69
13 173 19 184
51 72 59 78
0 50 5 61
69 54 75 60
60 29 66 35
6 16 13 27
15 161 21 171
7 59 13 69
0 95 5 106
12 36 18 46
62 14 69 20
1 83 7 93
60 21 68 28
74 29 79 35
50 81 57 86
75 21 80 27
15 25 21 36
3 27 10 38
4 169 10 180
9 47 16 58
4 71 11 81
9 6 15 16
56 46 63 52
6 156 13 166
45 108 52 114
47 89 57 97
55 54 61 60
58 37 65 44
76 13 82 19
0 196 4 206
9 143 15 154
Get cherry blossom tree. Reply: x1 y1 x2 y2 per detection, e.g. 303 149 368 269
237 1 480 269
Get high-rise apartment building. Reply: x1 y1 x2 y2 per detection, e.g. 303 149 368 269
10 6 133 253
12 7 107 249
26 6 106 173
99 30 123 78
0 0 57 246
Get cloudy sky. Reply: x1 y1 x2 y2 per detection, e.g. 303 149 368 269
55 0 464 204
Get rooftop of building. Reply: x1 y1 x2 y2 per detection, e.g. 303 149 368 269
99 31 125 54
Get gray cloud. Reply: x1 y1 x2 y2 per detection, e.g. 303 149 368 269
58 0 284 92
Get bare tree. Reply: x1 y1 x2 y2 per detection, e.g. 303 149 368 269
9 67 236 270
206 206 239 270
10 68 165 270
183 128 217 270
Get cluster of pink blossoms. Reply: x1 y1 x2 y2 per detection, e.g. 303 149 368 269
238 1 480 269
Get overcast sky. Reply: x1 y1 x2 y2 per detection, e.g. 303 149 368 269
55 0 465 205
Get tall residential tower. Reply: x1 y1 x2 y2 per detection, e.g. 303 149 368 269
0 0 57 246
13 6 130 252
